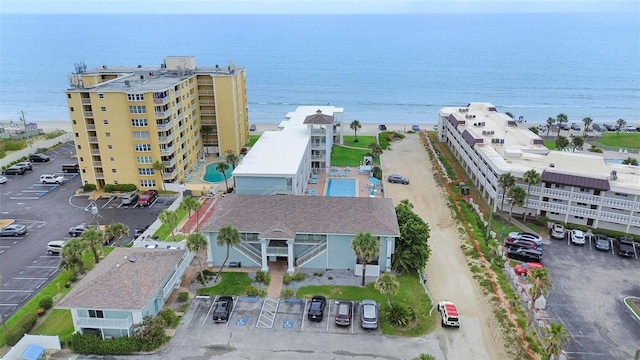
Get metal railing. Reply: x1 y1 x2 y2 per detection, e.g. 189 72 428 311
296 240 327 267
234 243 262 265
76 314 133 329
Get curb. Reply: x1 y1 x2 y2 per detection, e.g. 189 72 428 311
623 296 640 322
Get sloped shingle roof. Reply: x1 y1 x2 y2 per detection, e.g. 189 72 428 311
57 248 186 310
303 110 334 125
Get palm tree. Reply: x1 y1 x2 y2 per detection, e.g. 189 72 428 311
374 272 399 307
216 225 241 279
80 228 104 264
507 185 527 220
352 232 380 286
60 238 87 276
541 321 570 360
201 125 213 153
216 162 230 192
581 117 593 137
545 117 555 136
105 222 129 247
555 136 569 150
522 169 541 222
526 267 553 311
186 232 208 285
556 113 568 137
158 209 179 241
498 173 516 213
226 153 239 170
152 160 165 191
350 120 362 142
505 112 514 119
571 136 584 151
368 142 383 161
179 196 200 234
193 200 204 232
615 118 626 136
622 157 638 166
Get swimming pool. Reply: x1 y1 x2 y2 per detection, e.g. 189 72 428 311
605 159 638 166
325 178 357 197
203 163 234 182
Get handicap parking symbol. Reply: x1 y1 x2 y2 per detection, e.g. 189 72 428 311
236 318 248 326
283 320 294 329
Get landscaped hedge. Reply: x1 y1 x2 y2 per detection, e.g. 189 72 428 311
69 333 138 355
5 313 38 345
103 184 137 192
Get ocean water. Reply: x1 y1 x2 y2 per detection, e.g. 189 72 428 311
0 13 638 125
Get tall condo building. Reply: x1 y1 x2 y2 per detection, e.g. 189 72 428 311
65 56 248 190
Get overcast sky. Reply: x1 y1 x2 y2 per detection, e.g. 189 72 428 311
0 0 637 14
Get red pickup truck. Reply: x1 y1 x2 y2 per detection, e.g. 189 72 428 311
137 190 158 207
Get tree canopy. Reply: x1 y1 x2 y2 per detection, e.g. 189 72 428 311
392 199 431 274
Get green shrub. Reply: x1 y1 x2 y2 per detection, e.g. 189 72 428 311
280 288 295 298
282 274 292 286
103 184 138 193
64 282 71 288
291 272 306 281
254 271 270 285
69 333 139 355
5 312 38 345
37 308 46 316
385 303 416 328
245 286 266 297
69 274 78 282
158 309 179 328
177 291 189 302
82 183 97 192
39 296 54 310
372 166 382 180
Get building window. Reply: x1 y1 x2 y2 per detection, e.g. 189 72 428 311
139 168 154 176
105 132 111 137
129 106 147 114
67 94 71 98
137 156 153 164
98 93 104 99
75 133 79 137
131 118 148 127
135 144 152 152
108 145 113 149
114 180 119 185
101 106 106 112
79 157 83 161
103 119 109 125
112 169 117 173
70 107 74 112
88 310 104 318
127 93 145 101
110 157 114 161
614 193 628 197
555 184 565 189
140 180 156 188
579 187 589 192
77 145 81 149
72 120 76 124
133 131 150 139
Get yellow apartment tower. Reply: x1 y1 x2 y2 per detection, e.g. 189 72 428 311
65 56 248 190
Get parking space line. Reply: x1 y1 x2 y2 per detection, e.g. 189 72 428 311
300 299 307 330
0 290 34 293
326 301 331 331
26 266 58 269
203 295 217 325
13 277 48 280
0 303 19 306
226 297 238 327
351 302 355 334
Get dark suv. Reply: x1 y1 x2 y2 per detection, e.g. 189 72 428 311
308 295 326 322
593 234 611 252
29 153 51 162
2 166 26 175
212 296 234 323
617 237 636 258
506 246 542 263
505 237 539 250
335 300 352 326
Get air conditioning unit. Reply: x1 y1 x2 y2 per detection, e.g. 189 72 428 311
500 139 505 144
481 122 486 126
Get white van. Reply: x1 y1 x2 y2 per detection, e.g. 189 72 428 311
47 240 66 255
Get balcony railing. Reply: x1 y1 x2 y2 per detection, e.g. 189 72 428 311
200 100 215 105
631 216 640 226
539 201 568 212
156 122 171 131
85 124 96 130
601 198 633 209
200 110 216 116
311 155 326 160
90 149 100 155
199 90 214 95
163 168 177 180
155 109 171 118
311 142 326 149
158 133 174 144
160 145 175 154
76 314 133 329
163 157 177 167
153 97 169 105
81 98 91 105
569 206 598 217
95 172 104 179
235 243 262 265
83 111 94 118
88 136 98 143
92 161 102 167
198 80 213 85
571 193 601 203
599 211 629 223
310 129 326 135
266 246 289 256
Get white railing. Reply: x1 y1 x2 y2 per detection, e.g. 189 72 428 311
163 168 177 179
539 202 568 212
598 211 629 223
81 98 91 105
296 240 327 267
76 314 133 329
569 206 598 217
572 193 601 203
83 111 94 118
156 122 171 131
160 145 175 154
158 133 174 144
266 247 289 256
234 243 261 265
601 198 633 209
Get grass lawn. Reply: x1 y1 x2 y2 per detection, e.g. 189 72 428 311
32 309 74 342
196 272 254 296
342 135 376 149
331 145 379 167
596 133 640 149
153 208 188 241
296 273 437 337
245 135 260 147
543 140 557 150
0 248 114 346
624 298 640 317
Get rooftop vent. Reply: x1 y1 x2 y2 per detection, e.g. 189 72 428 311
611 170 617 180
124 80 130 86
550 163 555 168
129 257 136 263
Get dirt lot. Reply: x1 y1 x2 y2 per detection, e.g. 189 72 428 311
380 133 507 360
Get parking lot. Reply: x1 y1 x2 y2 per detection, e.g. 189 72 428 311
0 141 173 320
189 296 379 335
543 231 640 360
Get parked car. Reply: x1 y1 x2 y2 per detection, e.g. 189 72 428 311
387 174 410 184
0 224 28 236
40 174 65 184
550 224 566 240
616 237 636 258
507 232 543 246
559 123 570 131
2 166 26 175
536 124 548 132
411 124 420 131
62 164 80 173
360 299 379 329
47 240 66 255
134 225 149 237
505 237 539 250
15 161 33 171
69 224 89 237
437 300 461 328
335 300 353 326
308 295 326 322
506 246 543 263
514 262 543 276
212 296 234 323
29 153 51 162
570 123 581 131
249 124 257 131
0 175 7 184
121 193 139 206
593 234 611 251
137 190 158 207
378 124 387 131
570 229 586 245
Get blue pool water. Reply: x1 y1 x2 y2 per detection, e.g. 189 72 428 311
605 159 638 166
203 163 234 182
326 178 357 197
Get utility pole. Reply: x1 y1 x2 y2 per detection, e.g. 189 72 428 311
19 110 32 148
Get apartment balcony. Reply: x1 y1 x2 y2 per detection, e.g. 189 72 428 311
153 97 169 105
158 133 174 144
88 136 98 143
311 129 326 136
75 314 134 329
200 110 216 116
311 141 327 149
163 157 177 167
635 202 640 211
599 211 629 224
81 98 91 105
631 216 640 226
83 111 94 118
155 109 171 118
85 124 96 130
539 201 568 212
569 206 598 217
571 193 601 203
92 161 102 167
160 145 175 154
179 124 185 132
601 198 634 209
533 187 571 199
198 90 214 95
199 80 213 85
266 246 289 256
156 122 171 131
95 172 105 179
176 113 184 121
163 168 178 180
90 149 100 155
175 89 181 97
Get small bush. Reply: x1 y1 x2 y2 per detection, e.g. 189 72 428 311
82 183 97 192
282 274 293 286
37 307 46 316
69 274 78 282
64 282 71 288
177 291 189 302
103 184 138 193
280 288 295 298
158 309 179 328
372 165 382 180
291 272 306 281
327 276 334 280
385 303 416 328
245 286 266 297
39 296 54 309
5 312 38 345
313 272 324 277
254 271 270 285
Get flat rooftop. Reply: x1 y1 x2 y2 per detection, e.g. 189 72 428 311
441 103 640 193
233 106 344 176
